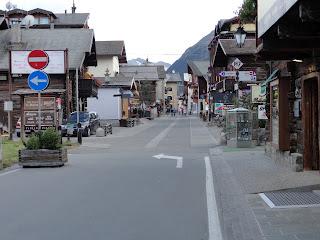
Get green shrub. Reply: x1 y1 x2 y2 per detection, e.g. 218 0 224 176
26 134 40 150
40 128 61 150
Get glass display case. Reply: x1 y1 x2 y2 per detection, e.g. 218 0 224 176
226 107 252 148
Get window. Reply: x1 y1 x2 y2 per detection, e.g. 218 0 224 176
34 17 49 25
0 74 7 81
39 17 49 24
10 18 20 25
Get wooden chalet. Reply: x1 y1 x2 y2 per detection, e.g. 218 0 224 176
208 17 267 108
0 27 97 135
119 65 166 107
187 60 209 115
257 0 320 171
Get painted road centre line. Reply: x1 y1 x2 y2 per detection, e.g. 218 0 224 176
145 120 176 149
205 156 223 240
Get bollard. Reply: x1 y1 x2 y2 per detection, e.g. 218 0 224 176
77 123 82 144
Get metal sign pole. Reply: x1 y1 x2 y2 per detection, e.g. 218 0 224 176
76 68 79 124
76 68 82 144
38 92 41 131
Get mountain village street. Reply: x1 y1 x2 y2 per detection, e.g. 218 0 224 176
2 1 320 240
0 116 320 240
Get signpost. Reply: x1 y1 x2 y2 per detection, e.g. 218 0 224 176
27 71 49 91
27 51 50 133
219 71 256 81
28 50 49 70
231 58 243 70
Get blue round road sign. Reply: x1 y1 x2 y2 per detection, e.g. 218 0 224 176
28 71 49 91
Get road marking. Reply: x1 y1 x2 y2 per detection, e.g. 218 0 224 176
145 121 176 148
153 153 183 168
205 156 223 240
176 158 183 168
0 168 21 177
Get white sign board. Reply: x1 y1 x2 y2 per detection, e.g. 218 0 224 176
11 50 65 74
258 105 268 120
184 73 191 82
4 101 13 111
238 71 256 81
219 71 256 81
219 71 236 77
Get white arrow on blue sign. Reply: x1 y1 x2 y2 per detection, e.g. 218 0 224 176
28 71 50 91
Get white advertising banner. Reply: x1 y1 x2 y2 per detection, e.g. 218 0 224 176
258 0 298 38
258 105 268 120
11 50 65 74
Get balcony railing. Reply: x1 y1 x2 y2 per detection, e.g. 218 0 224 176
79 79 98 98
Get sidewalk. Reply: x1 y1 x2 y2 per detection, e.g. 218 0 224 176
206 123 320 240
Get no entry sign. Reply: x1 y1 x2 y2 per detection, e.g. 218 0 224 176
28 50 49 70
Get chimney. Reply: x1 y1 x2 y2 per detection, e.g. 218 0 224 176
72 0 76 14
7 25 23 50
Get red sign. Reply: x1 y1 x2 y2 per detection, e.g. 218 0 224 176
27 50 49 70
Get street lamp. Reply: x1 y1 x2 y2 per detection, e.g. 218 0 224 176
234 26 247 48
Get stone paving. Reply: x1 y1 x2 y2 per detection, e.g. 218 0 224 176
206 123 320 240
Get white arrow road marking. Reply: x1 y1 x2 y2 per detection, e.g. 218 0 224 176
153 153 183 168
30 76 47 86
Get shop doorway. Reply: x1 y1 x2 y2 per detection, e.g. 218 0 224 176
303 77 319 170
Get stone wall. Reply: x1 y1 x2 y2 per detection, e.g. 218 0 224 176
265 142 303 172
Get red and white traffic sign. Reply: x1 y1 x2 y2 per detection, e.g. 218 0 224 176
28 50 49 70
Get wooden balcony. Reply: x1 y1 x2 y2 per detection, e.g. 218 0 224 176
79 79 98 98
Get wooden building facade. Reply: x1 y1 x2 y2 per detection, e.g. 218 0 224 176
258 0 320 171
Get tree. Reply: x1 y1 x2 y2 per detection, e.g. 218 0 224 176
237 0 257 23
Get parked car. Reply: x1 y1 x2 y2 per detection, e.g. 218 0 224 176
61 111 100 137
16 117 21 137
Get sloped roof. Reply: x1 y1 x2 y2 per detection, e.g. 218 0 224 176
7 8 27 15
187 60 210 77
105 76 134 88
54 13 89 26
218 39 256 56
0 28 95 70
28 8 56 18
214 17 239 37
96 41 124 56
166 73 182 82
119 65 166 81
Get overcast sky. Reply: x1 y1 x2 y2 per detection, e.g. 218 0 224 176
2 0 244 63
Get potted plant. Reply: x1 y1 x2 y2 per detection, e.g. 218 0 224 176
19 128 67 167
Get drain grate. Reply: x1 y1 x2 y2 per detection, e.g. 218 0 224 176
259 191 320 208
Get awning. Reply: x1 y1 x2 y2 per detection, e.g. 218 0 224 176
261 69 279 87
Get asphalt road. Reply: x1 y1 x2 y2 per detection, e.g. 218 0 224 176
0 116 221 240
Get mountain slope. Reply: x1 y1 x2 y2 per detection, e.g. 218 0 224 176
167 31 214 76
128 58 171 71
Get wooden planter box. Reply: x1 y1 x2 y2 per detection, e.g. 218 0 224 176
19 149 68 167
